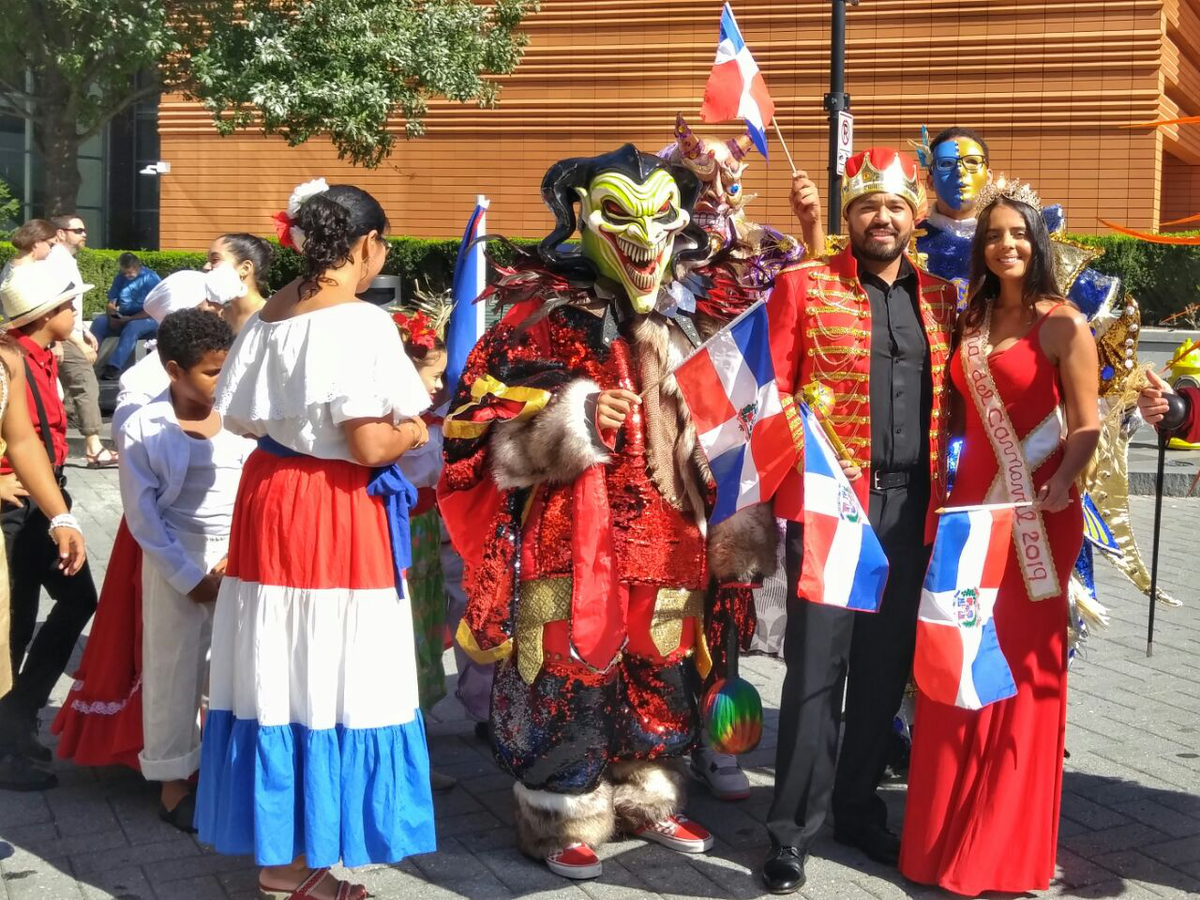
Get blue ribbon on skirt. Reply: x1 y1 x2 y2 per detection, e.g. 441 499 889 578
256 436 418 597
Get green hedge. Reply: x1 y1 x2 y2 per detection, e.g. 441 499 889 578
0 237 541 318
1 233 1196 323
1067 232 1200 325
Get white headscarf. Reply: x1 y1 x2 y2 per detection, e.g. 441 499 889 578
143 266 246 324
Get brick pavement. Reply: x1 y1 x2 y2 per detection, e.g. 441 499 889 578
0 463 1197 899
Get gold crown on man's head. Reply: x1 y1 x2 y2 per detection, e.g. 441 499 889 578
840 147 921 213
977 175 1042 211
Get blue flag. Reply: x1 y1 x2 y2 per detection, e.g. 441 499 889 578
444 197 490 401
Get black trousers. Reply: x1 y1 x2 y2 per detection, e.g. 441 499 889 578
2 490 97 722
766 479 931 852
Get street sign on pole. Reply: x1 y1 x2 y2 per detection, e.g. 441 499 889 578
835 111 854 176
824 0 853 235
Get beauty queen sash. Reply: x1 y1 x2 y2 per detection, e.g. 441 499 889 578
960 313 1060 601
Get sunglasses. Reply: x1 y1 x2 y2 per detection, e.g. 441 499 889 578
63 227 87 235
934 155 986 174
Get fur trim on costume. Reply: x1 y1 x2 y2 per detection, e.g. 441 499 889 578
707 503 779 583
512 781 615 858
608 759 686 832
491 378 609 489
629 316 708 531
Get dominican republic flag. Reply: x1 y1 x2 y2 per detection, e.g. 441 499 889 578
444 196 490 405
674 301 799 525
796 404 889 611
914 506 1018 710
699 3 776 159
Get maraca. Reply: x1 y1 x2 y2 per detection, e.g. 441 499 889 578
801 381 850 460
701 610 763 754
702 674 763 755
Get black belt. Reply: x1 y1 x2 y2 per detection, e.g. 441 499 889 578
871 468 915 491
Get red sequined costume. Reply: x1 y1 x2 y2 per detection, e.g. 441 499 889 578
439 292 774 858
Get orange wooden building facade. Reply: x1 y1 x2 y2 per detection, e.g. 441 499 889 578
158 0 1200 249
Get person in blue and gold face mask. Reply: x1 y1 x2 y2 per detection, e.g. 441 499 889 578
928 130 992 220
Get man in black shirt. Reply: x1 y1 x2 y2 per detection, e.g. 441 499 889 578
762 149 956 893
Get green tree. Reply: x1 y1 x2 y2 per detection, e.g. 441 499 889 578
0 0 537 217
0 178 19 228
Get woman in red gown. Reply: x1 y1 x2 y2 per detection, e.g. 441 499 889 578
899 192 1100 896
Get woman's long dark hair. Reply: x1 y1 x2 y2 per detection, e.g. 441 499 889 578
961 197 1062 331
294 185 389 299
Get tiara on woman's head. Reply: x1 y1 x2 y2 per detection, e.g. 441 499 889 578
977 175 1042 212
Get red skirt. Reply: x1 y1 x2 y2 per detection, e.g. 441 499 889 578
51 517 144 770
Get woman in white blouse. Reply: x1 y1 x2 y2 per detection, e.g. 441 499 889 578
193 181 436 900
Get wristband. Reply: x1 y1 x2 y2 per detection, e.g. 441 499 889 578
48 513 82 536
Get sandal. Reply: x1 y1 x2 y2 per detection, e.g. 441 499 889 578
258 868 368 900
86 447 119 468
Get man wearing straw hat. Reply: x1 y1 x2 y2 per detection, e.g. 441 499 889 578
761 148 957 893
0 261 98 791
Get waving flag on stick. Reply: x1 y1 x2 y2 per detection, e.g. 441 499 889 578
444 196 490 407
915 503 1020 709
796 403 889 612
700 4 776 160
673 301 800 525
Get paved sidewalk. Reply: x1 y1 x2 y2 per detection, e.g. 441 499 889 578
0 463 1197 899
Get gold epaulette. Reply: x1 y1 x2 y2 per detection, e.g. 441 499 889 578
778 257 828 277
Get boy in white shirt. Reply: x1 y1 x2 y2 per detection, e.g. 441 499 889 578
119 308 252 831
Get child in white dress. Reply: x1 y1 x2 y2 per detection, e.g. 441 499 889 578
119 308 252 831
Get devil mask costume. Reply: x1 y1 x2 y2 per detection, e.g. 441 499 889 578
437 145 775 875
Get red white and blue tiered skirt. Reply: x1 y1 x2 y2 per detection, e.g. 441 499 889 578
194 447 436 867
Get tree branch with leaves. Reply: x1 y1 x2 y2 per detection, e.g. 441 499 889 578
0 0 538 219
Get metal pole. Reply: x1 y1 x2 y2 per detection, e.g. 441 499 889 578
825 0 851 235
1147 431 1167 657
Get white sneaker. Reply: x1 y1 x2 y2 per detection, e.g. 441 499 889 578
690 746 750 801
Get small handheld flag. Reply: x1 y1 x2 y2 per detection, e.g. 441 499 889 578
796 403 889 611
914 505 1017 710
673 301 799 525
444 196 490 406
700 4 776 159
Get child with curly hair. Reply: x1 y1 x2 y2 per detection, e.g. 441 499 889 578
119 308 252 831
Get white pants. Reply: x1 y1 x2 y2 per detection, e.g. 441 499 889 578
139 531 226 782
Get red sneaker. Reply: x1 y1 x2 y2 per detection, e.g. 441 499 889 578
632 814 714 853
544 842 603 879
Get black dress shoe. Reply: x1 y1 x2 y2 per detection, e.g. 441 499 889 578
0 706 51 763
0 753 57 792
158 790 197 834
13 725 52 763
834 822 901 865
761 845 806 895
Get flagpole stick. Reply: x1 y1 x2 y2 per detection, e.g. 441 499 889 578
772 119 799 176
1147 429 1167 658
935 501 1035 515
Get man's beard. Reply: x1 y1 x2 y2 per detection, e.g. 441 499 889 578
852 226 912 263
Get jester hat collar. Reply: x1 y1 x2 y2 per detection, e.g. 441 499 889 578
538 143 708 315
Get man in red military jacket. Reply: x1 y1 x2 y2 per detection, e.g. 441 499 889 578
1138 368 1200 442
760 148 957 894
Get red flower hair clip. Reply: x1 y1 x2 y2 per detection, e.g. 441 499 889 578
273 211 297 250
393 310 438 351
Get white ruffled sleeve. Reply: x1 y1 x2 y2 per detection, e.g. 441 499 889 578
328 314 430 425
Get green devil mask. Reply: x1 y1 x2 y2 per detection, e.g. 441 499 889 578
538 144 706 315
